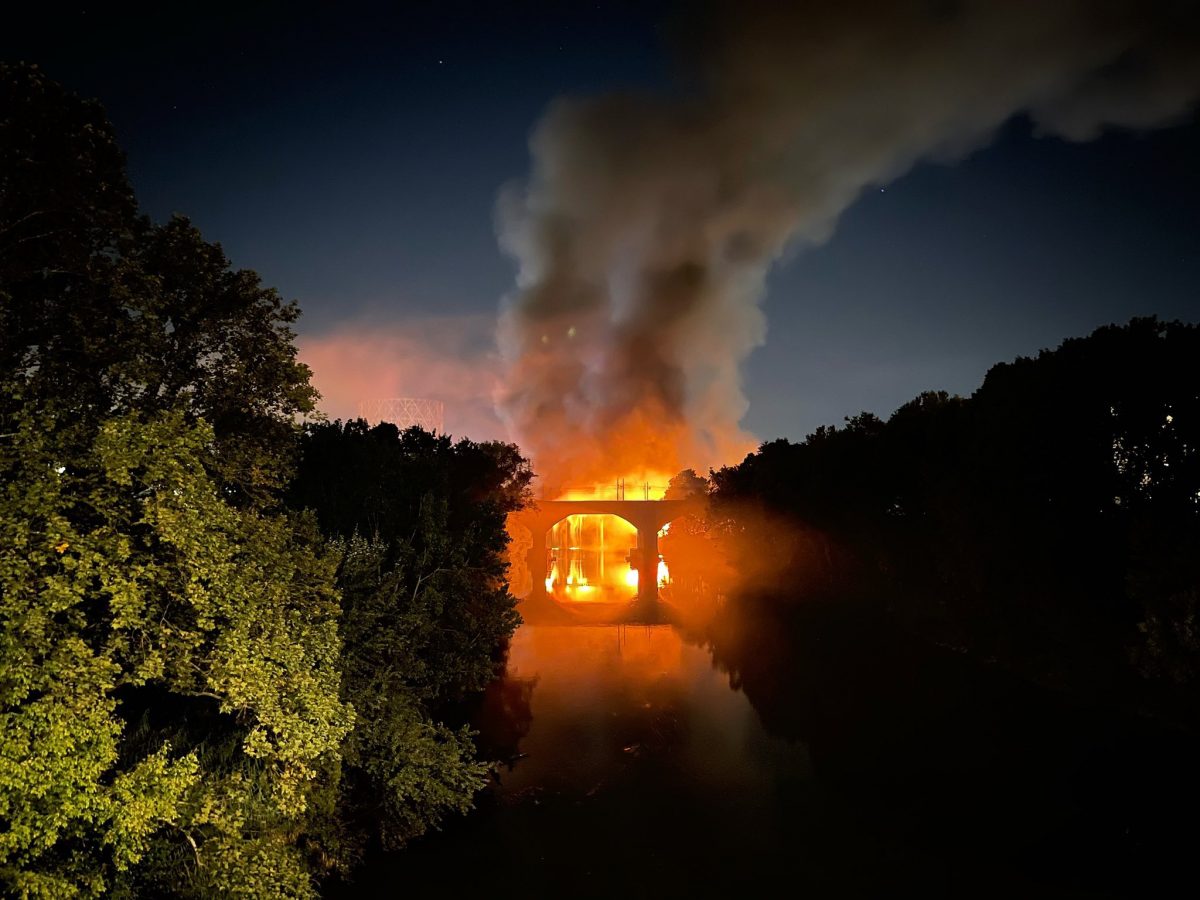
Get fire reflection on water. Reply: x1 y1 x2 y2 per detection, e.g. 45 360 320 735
544 514 670 600
494 623 808 799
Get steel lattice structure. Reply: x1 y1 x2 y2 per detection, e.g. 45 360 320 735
357 397 444 433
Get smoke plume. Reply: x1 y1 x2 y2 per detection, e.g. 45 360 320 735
496 0 1200 486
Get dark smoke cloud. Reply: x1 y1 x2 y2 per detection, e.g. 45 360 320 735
497 0 1200 486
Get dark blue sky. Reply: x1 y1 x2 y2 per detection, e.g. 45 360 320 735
9 2 1199 442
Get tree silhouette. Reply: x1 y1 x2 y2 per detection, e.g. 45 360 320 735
707 318 1200 711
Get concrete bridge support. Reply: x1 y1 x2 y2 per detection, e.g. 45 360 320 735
634 514 659 607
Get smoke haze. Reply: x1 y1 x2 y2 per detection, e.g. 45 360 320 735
299 314 507 440
496 0 1200 485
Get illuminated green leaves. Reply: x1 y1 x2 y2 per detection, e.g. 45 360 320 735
0 412 351 896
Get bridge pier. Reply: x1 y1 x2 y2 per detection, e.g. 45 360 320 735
636 518 659 607
528 527 548 604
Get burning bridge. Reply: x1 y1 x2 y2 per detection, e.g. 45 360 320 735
513 498 703 606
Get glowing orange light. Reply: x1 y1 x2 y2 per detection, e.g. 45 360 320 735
537 472 682 604
555 472 673 502
544 512 645 601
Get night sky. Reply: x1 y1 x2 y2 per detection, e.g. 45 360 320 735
9 2 1199 445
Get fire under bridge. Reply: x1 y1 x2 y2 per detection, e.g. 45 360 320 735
513 498 704 606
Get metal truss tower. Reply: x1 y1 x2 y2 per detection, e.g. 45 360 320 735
357 397 445 433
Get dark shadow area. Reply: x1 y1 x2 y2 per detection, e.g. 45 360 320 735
337 595 1200 898
699 596 1200 896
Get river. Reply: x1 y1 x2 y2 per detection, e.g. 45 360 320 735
347 604 1199 898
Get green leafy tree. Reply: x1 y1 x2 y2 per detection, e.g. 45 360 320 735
2 62 544 892
1 410 353 897
1 63 351 896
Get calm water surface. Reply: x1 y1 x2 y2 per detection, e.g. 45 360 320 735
351 613 1198 898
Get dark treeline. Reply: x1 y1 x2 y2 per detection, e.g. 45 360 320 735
288 422 530 865
691 318 1200 716
654 322 1200 894
290 422 530 714
0 63 527 897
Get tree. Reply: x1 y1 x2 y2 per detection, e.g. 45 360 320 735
0 63 136 388
1 63 350 897
288 421 532 857
0 410 353 897
664 468 709 501
706 318 1200 711
3 64 543 893
1 63 318 508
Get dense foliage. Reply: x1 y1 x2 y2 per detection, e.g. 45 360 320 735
703 318 1200 711
0 67 316 507
288 421 531 859
1 63 526 897
1 409 353 897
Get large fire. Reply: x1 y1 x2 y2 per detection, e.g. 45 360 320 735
553 474 668 502
543 474 673 602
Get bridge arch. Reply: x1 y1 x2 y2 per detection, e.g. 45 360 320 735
541 511 639 600
541 510 639 533
509 498 704 607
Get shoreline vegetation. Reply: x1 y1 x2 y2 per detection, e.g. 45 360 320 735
677 315 1199 729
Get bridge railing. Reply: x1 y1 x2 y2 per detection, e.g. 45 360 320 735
542 479 670 501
